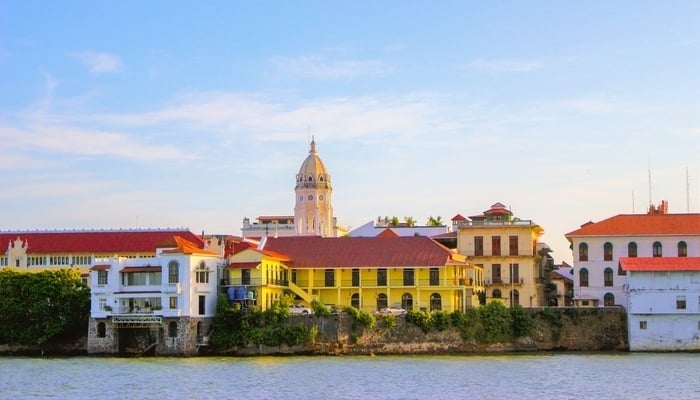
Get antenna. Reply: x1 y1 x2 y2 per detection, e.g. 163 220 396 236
687 166 691 213
648 155 653 207
632 190 635 214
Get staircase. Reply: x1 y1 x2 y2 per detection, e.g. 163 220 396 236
287 281 313 303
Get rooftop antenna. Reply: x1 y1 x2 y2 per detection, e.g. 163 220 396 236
648 155 653 208
687 166 691 213
632 190 635 214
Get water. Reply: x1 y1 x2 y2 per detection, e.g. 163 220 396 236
1 353 699 399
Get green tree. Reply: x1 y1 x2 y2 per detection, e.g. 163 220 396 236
0 269 90 345
478 301 513 343
404 216 416 227
427 216 444 226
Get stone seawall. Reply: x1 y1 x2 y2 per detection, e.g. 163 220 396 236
221 307 629 356
1 308 628 356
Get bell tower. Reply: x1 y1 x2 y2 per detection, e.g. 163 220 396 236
294 138 334 236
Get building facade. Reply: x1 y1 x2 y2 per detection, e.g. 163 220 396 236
565 203 700 308
455 202 546 307
226 236 482 313
88 236 223 355
621 257 700 351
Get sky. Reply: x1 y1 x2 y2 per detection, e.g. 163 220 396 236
1 1 699 264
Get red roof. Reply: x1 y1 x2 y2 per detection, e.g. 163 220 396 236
0 229 204 254
451 214 467 221
261 236 460 268
620 257 700 272
120 266 163 273
228 261 260 270
161 236 217 255
566 214 700 237
376 228 399 238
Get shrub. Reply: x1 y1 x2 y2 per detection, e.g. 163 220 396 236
432 310 451 331
311 300 331 317
406 310 432 333
510 305 533 337
479 302 513 343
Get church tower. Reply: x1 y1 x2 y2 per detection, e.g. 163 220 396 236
294 138 335 236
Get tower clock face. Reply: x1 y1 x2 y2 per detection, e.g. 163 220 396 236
308 195 314 200
319 194 324 201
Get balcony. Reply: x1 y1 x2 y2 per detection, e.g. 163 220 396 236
163 283 182 294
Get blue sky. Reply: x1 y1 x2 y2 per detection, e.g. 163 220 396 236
1 1 699 263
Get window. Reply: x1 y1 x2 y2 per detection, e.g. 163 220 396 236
678 241 688 257
492 289 502 298
677 296 687 310
352 269 360 287
492 264 502 284
198 295 206 315
628 242 637 257
429 268 439 286
403 269 414 286
510 289 519 307
97 270 108 285
604 293 615 306
640 321 647 330
509 236 518 256
99 298 107 311
351 293 360 308
196 270 209 284
324 269 335 287
604 242 613 261
492 236 501 256
430 293 442 311
474 236 484 256
653 241 662 257
604 268 614 287
376 293 388 310
401 293 413 311
169 296 178 309
510 263 519 284
579 243 588 262
168 260 179 284
168 321 178 338
291 269 297 284
241 269 251 285
97 322 106 338
377 269 387 286
580 268 589 287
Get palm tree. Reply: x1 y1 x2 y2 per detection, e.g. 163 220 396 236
404 216 416 227
427 216 443 226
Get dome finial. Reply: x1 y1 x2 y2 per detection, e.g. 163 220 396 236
309 136 317 154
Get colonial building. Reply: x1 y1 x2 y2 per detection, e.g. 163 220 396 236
455 202 546 307
242 138 344 238
565 202 700 308
0 229 204 284
88 235 223 356
226 235 482 313
621 257 700 351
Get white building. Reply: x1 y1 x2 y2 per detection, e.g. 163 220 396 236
565 203 700 308
349 219 450 238
621 257 700 351
88 236 223 355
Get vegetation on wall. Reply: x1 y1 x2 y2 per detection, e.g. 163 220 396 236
0 269 90 346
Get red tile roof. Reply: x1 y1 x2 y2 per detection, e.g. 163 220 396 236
161 236 218 255
620 257 700 272
451 214 467 221
120 266 163 273
566 214 700 237
261 236 461 268
376 228 399 238
0 229 204 254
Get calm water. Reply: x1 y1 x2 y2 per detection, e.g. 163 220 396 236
1 353 698 399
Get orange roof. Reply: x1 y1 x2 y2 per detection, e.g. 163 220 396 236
161 236 217 256
0 229 204 254
228 261 260 270
566 214 700 237
620 257 700 272
262 236 461 268
376 228 399 238
451 214 467 221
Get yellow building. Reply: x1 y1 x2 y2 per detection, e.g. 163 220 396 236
226 235 482 313
455 202 545 307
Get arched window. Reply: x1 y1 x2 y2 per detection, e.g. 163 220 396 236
430 293 442 311
401 293 413 311
96 322 106 338
653 241 663 257
579 243 588 262
678 241 688 257
307 175 313 181
168 260 179 284
604 268 613 287
168 321 178 338
604 242 613 261
580 268 589 287
604 293 615 306
319 175 324 181
376 293 388 310
351 293 360 308
492 289 502 298
628 242 637 257
510 289 520 307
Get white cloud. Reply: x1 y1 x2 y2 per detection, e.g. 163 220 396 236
469 58 543 73
70 51 124 74
270 55 393 80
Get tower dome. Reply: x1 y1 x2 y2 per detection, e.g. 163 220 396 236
295 138 331 190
